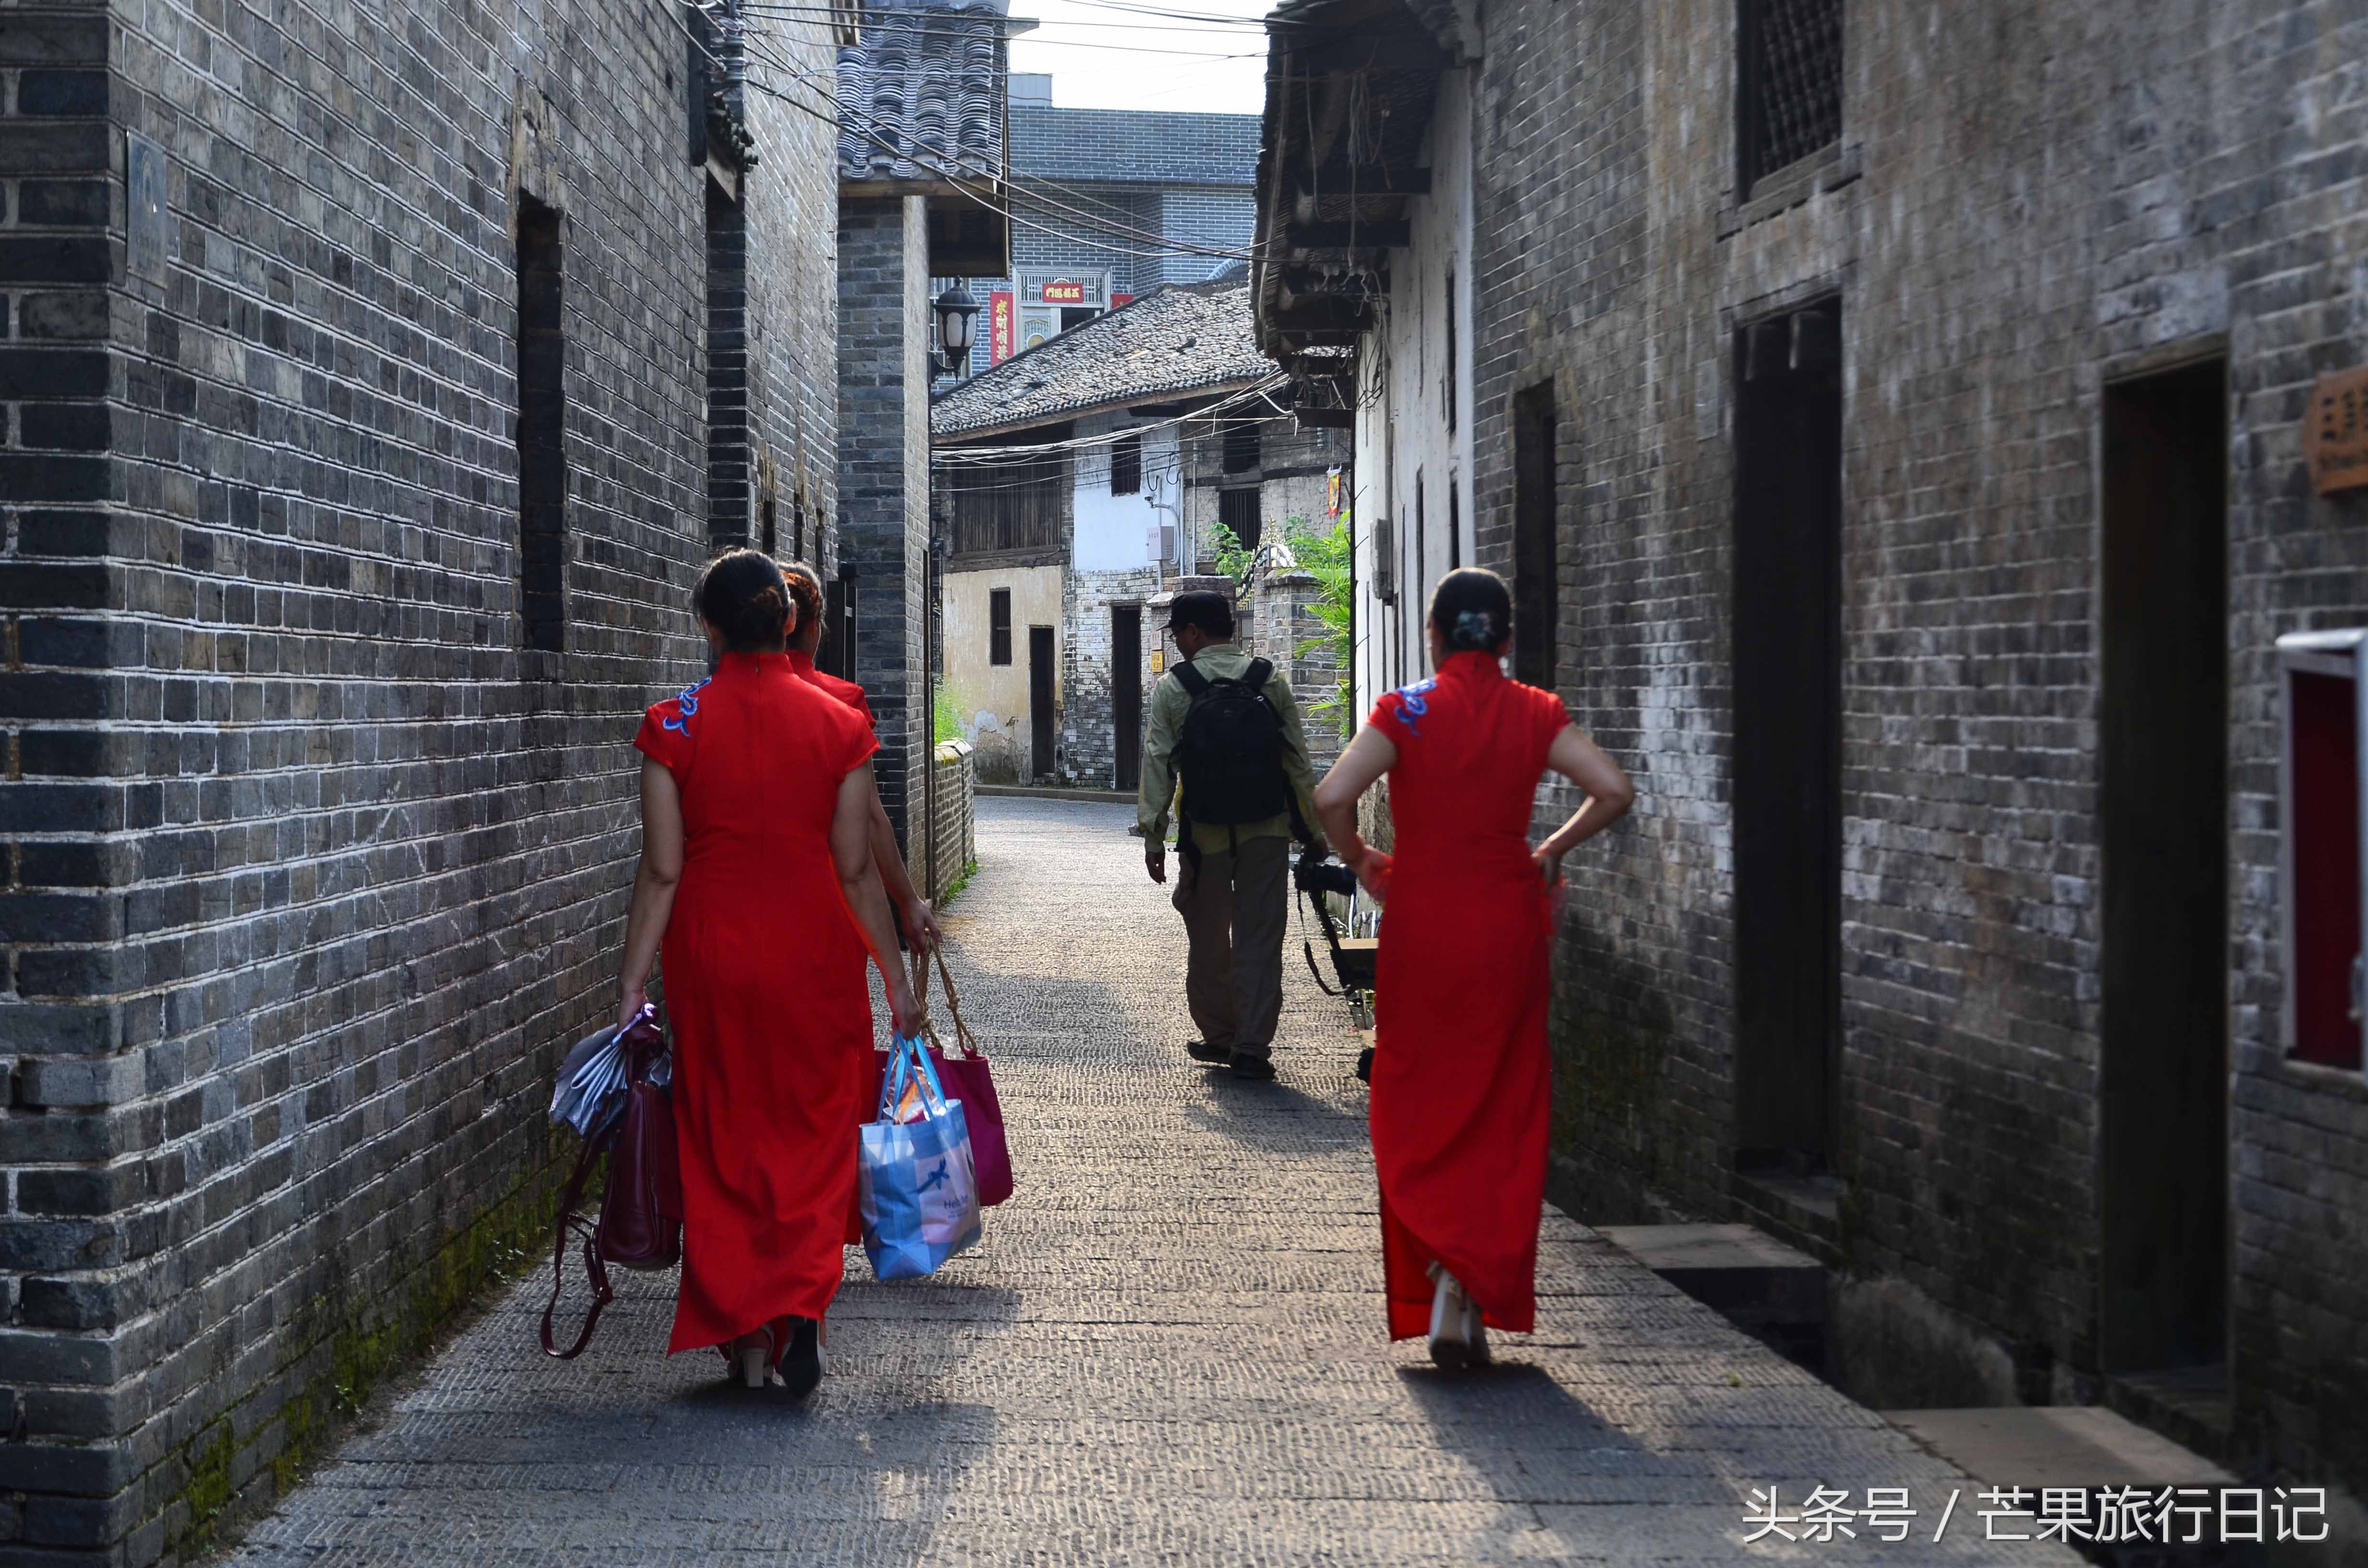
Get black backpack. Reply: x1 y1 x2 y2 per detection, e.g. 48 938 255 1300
1172 657 1290 827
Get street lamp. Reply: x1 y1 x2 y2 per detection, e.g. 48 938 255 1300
933 285 980 377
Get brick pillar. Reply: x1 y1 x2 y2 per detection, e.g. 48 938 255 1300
835 194 931 851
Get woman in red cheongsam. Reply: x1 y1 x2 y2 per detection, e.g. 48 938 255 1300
1312 568 1634 1369
615 550 920 1396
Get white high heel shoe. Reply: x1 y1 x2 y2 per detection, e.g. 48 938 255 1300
1428 1263 1472 1372
731 1326 781 1389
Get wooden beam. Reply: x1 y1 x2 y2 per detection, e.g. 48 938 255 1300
1285 220 1410 250
1292 163 1430 196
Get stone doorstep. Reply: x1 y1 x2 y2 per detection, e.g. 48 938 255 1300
1598 1222 1829 1329
974 784 1135 803
1885 1406 2238 1492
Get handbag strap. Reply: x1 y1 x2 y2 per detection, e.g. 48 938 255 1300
539 1127 617 1360
911 945 986 1060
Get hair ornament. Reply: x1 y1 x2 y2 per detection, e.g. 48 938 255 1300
1452 609 1497 649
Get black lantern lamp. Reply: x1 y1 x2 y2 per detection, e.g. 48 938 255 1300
933 285 980 376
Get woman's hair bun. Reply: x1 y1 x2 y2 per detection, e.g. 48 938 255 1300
1430 567 1514 653
695 548 792 651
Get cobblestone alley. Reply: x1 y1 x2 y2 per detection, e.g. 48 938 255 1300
229 799 2077 1566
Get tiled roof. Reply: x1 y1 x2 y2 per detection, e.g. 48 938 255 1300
1009 105 1260 187
931 280 1276 438
837 0 1010 184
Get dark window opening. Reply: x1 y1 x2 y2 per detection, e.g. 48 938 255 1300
2099 357 2229 1374
989 588 1012 665
1444 270 1458 435
516 194 566 654
1731 300 1843 1177
1219 487 1261 556
1222 421 1260 475
1512 385 1558 688
761 491 777 555
1738 0 1843 192
1448 476 1461 572
1110 433 1143 496
1060 306 1100 332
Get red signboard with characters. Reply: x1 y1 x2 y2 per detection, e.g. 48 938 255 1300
1041 279 1087 305
1112 293 1134 310
989 291 1014 365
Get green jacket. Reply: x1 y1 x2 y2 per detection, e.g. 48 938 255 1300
1137 644 1322 856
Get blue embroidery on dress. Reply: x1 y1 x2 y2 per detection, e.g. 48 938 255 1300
1391 677 1436 737
659 676 713 735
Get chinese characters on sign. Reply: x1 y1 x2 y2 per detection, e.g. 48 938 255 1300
988 291 1014 366
2304 366 2368 495
1742 1485 2329 1546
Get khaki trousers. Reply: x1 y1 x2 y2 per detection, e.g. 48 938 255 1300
1172 834 1290 1057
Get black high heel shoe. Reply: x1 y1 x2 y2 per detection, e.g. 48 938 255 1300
782 1316 823 1399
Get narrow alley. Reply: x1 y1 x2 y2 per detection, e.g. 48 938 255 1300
228 800 2071 1566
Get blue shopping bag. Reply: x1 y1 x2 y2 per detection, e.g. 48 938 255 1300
859 1033 984 1281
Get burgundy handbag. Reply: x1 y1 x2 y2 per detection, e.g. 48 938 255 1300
541 1011 682 1359
876 946 1012 1206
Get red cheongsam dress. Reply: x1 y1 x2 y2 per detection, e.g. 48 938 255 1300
634 651 880 1352
789 648 876 729
1365 649 1573 1339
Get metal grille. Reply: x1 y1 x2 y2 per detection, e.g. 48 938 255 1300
1743 0 1842 187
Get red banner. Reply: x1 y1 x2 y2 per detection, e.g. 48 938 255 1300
989 291 1014 364
1111 292 1134 310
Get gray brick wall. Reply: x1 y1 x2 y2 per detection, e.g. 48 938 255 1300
1467 0 2367 1501
838 194 931 856
0 0 840 1555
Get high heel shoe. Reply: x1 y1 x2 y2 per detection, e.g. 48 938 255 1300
781 1316 823 1399
1427 1262 1471 1372
729 1325 779 1390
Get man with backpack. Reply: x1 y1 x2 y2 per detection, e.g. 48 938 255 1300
1137 589 1323 1080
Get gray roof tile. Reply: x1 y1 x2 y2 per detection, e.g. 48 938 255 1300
931 279 1276 438
838 0 1010 184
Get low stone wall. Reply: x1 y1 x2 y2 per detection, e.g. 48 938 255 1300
925 740 977 898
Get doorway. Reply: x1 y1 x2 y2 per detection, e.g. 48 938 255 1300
1731 301 1843 1174
2098 357 2228 1373
1029 625 1057 780
1112 605 1143 791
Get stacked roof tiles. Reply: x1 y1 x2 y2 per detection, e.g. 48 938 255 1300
837 0 1011 184
931 279 1277 438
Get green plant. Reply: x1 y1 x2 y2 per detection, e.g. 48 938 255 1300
936 858 979 907
1288 512 1356 738
1206 516 1258 583
931 679 968 747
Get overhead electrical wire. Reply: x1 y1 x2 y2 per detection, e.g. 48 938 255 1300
931 376 1294 460
741 31 1259 260
706 0 1267 259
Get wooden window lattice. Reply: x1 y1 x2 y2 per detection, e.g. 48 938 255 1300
1742 0 1842 187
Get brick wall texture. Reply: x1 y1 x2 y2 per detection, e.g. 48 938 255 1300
0 0 840 1554
1462 0 2367 1502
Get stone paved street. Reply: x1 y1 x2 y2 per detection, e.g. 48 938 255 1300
232 799 2078 1566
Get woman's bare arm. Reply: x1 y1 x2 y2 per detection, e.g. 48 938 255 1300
1533 724 1636 878
1312 724 1400 897
834 763 922 1035
618 757 685 1035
